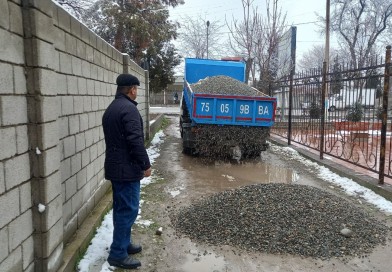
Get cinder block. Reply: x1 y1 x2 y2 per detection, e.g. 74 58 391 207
0 63 13 94
76 167 87 190
37 146 60 178
37 121 59 150
24 262 34 272
90 144 98 162
60 158 71 184
37 96 60 123
58 117 69 139
77 77 87 95
0 246 22 272
53 27 66 51
70 16 81 37
84 129 93 148
55 74 67 96
65 33 77 56
0 95 27 125
90 63 98 81
30 9 54 43
71 190 83 216
33 219 63 259
66 75 77 95
87 78 95 95
79 113 88 132
4 153 30 190
88 112 96 129
71 56 82 76
68 115 80 135
33 68 58 96
0 188 20 229
0 1 10 29
42 195 62 231
75 132 86 153
0 226 8 263
59 52 72 74
13 66 27 94
34 242 63 272
91 96 99 111
63 136 75 158
20 182 32 213
97 66 104 81
85 45 94 63
29 39 57 70
81 149 90 168
0 127 17 160
56 5 70 32
76 38 86 59
86 163 94 183
31 172 61 205
80 24 90 44
74 96 83 114
0 162 4 195
77 201 88 228
22 236 34 270
62 200 72 226
29 0 54 17
92 127 100 144
81 60 90 78
61 96 74 116
9 210 33 251
71 153 81 176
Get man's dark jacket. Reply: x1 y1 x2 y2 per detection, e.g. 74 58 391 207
102 92 151 182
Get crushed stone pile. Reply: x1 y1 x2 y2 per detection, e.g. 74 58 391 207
190 75 267 96
172 183 388 260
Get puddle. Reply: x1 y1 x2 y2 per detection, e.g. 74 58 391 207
182 156 299 194
182 250 226 272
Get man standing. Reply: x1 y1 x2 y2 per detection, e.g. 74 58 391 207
102 74 152 269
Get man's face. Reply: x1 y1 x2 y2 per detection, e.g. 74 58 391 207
129 86 138 100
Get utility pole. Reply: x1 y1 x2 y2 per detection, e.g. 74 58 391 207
325 0 330 67
206 20 210 59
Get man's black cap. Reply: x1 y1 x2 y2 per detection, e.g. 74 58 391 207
116 74 140 86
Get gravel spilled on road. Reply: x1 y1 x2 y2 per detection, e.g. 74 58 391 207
172 183 389 260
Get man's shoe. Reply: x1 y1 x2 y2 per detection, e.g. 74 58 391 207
107 256 141 269
127 244 142 254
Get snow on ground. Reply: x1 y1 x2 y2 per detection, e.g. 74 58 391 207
270 144 392 214
77 134 392 271
77 131 165 272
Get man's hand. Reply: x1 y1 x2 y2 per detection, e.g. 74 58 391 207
144 167 152 177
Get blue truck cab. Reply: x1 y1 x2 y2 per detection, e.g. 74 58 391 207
180 58 277 157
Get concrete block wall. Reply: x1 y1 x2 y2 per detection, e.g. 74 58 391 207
0 1 149 271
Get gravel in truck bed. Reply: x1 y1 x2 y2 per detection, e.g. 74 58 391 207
172 183 388 260
190 75 267 96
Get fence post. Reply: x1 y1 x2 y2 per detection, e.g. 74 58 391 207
320 62 327 159
288 73 294 145
379 45 391 185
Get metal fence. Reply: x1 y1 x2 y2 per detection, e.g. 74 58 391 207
271 46 392 184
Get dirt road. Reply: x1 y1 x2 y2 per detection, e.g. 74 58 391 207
129 116 392 272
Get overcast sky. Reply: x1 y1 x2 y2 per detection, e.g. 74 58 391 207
169 0 336 61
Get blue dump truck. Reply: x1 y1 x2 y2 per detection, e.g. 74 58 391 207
180 58 277 159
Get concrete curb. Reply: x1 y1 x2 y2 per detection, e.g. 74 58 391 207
269 136 392 202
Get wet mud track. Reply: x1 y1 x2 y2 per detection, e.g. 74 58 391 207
130 116 392 272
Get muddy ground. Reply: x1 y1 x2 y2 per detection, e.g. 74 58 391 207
127 116 392 272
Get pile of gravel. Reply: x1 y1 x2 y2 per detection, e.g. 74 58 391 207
193 125 270 158
172 184 388 259
190 75 267 96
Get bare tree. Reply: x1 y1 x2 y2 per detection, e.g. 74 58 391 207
227 0 259 83
326 0 392 68
298 45 342 70
253 0 286 91
176 16 224 59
